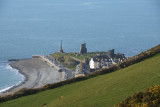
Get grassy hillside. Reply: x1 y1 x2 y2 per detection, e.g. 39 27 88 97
1 54 160 107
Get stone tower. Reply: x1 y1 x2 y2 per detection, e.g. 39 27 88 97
59 40 64 53
80 43 87 54
107 49 115 58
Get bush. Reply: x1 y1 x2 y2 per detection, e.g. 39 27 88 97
116 85 160 107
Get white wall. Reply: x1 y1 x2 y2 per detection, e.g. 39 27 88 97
89 58 95 69
89 58 100 69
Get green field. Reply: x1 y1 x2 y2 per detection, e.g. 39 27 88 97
1 54 160 107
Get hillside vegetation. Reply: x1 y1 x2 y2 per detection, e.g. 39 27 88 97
1 52 160 107
117 85 160 107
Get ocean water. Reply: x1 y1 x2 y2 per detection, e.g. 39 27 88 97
0 0 160 93
0 61 25 93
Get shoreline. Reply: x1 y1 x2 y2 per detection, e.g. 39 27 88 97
1 64 28 94
0 57 64 96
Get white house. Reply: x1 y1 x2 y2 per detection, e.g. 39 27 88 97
89 58 100 69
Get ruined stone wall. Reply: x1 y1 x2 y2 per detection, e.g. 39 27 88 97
106 49 115 58
80 43 87 54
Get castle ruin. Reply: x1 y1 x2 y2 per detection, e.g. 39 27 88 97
106 49 115 58
80 43 87 54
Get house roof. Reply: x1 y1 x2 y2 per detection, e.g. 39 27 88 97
91 58 98 62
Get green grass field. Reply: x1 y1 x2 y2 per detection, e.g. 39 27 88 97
1 54 160 107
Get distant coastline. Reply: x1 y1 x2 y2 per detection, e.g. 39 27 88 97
1 47 126 95
1 43 159 96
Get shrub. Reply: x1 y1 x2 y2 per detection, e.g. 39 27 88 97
116 85 160 107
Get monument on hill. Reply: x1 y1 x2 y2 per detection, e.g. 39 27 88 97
59 40 64 53
80 43 87 54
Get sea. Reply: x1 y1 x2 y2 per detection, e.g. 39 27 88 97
0 0 160 93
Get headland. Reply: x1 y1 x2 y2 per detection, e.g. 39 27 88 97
0 42 126 96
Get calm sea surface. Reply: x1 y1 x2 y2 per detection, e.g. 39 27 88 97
0 0 160 93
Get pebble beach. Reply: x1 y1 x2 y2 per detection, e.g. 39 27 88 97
0 58 64 96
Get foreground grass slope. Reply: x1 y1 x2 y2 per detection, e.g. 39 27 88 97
1 54 160 107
